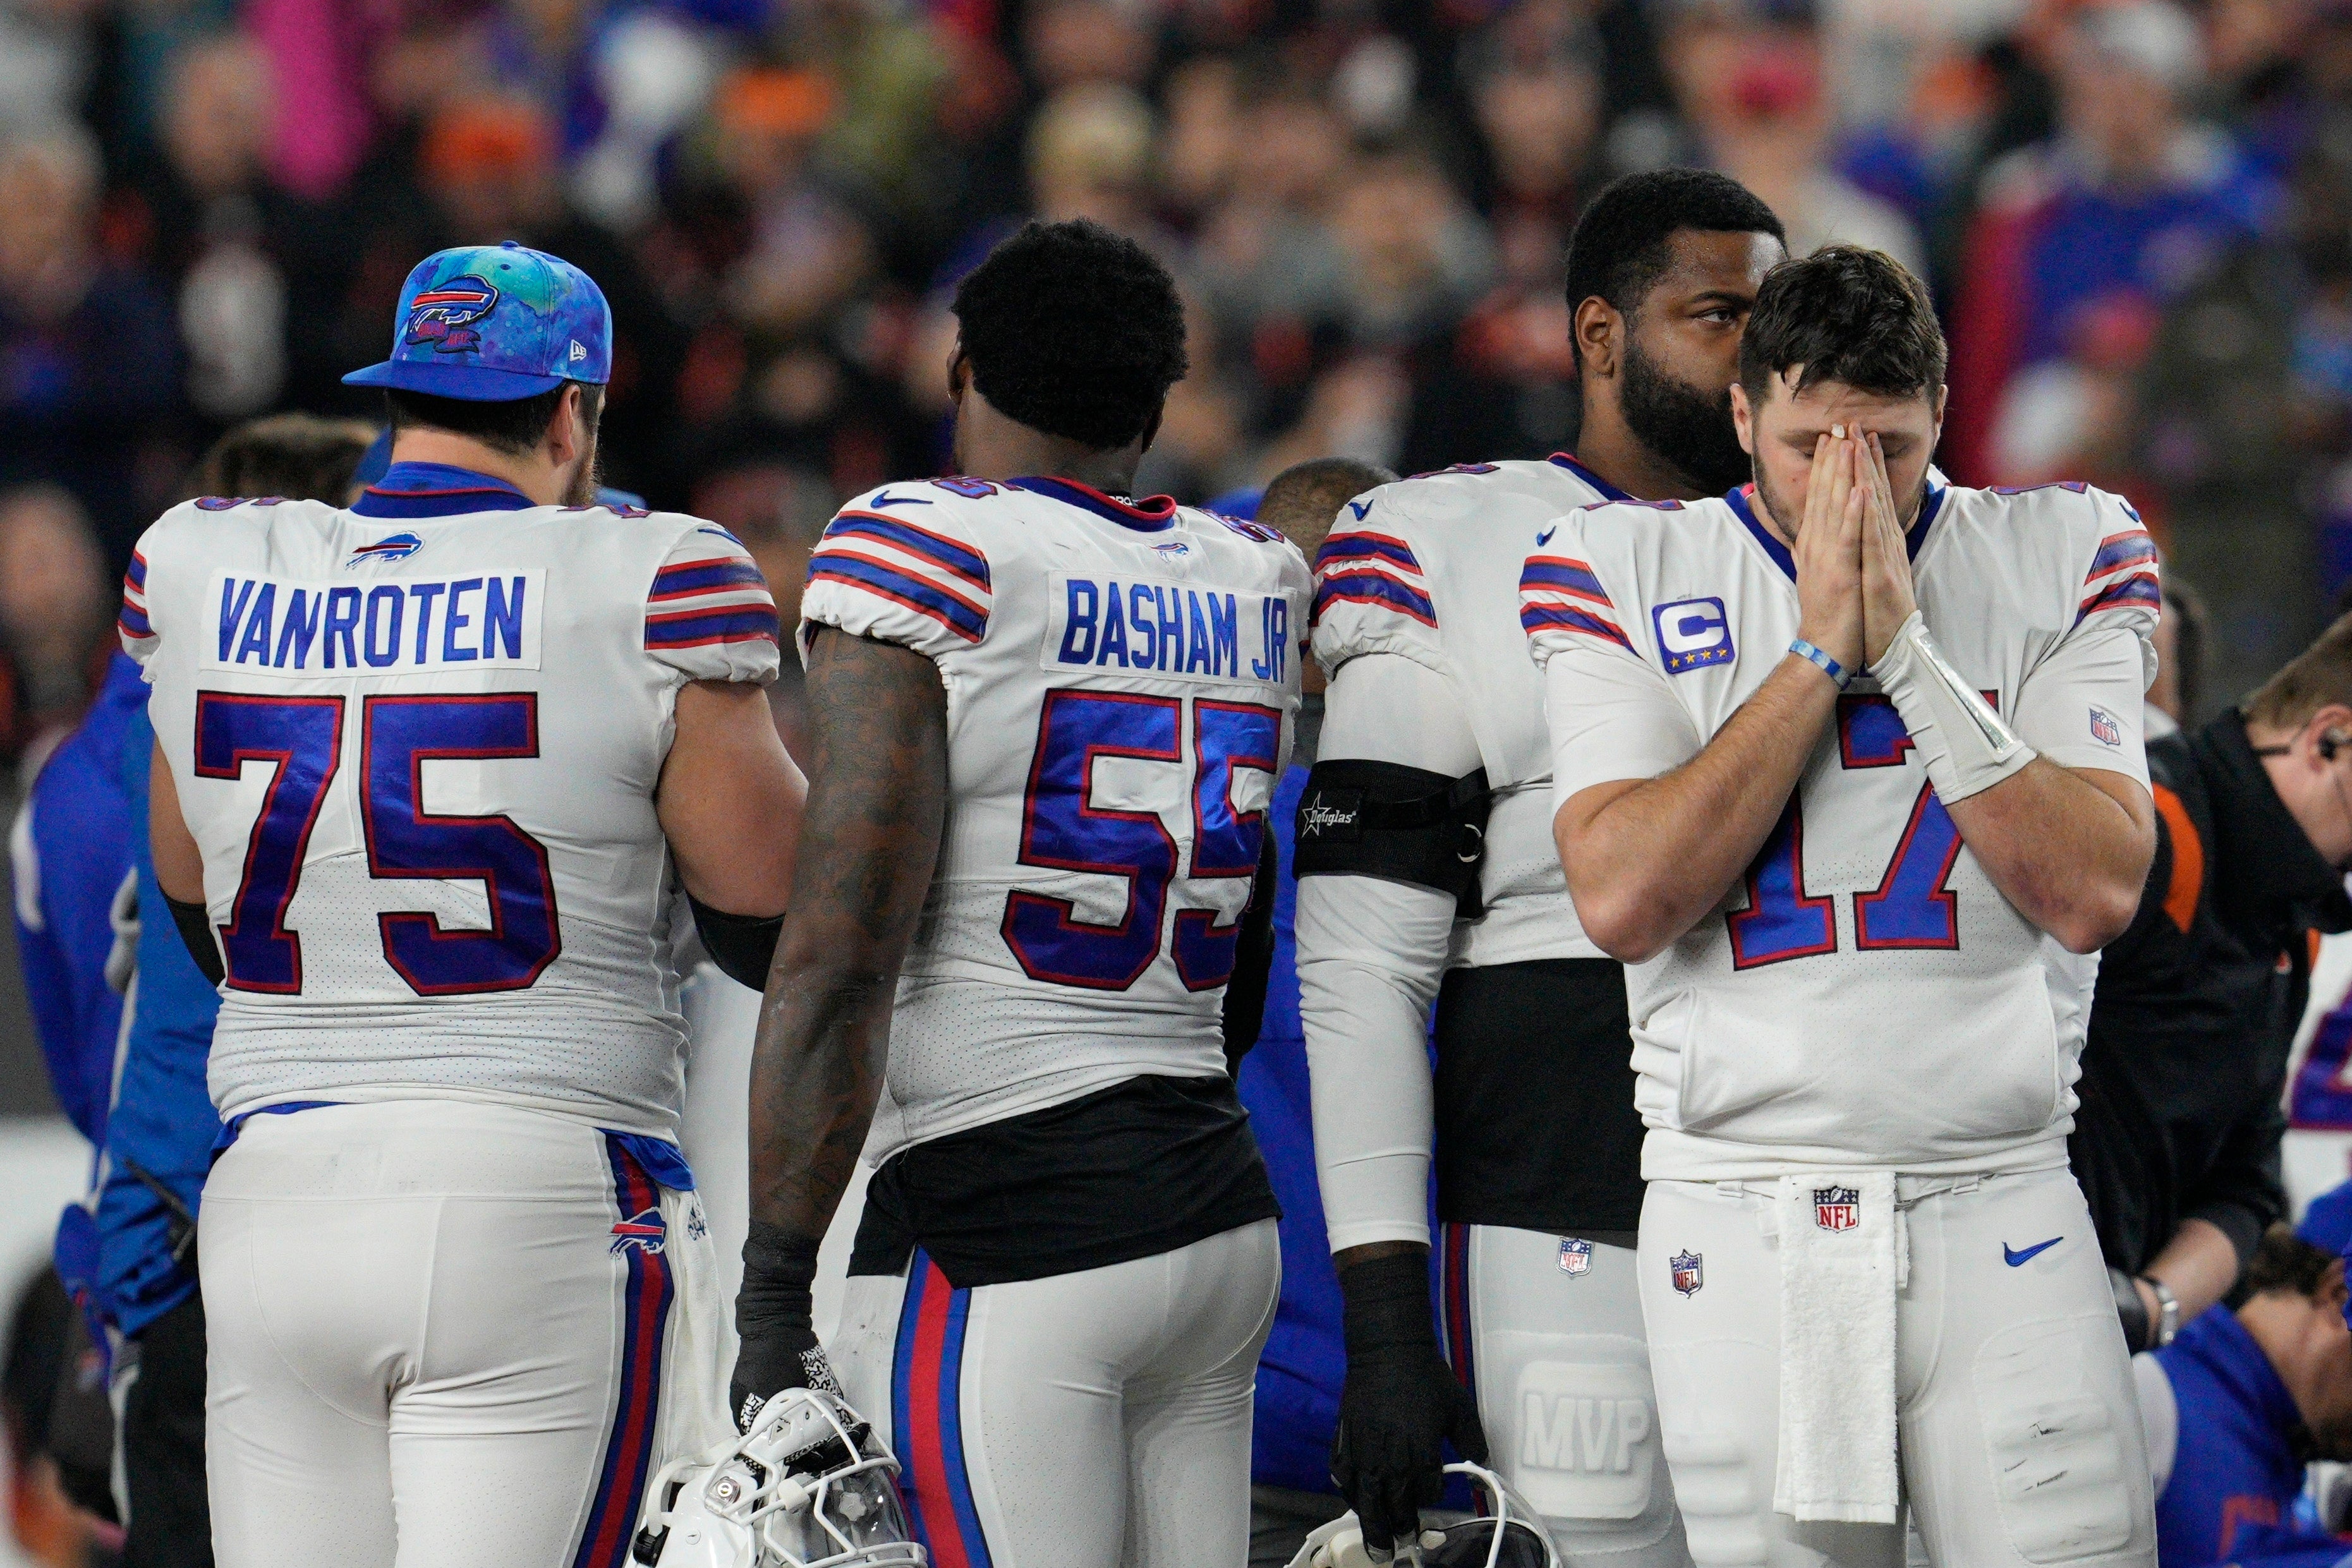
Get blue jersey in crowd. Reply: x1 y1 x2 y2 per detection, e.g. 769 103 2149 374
96 680 222 1334
11 650 222 1337
9 652 142 1145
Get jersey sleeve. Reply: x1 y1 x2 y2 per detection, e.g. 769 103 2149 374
801 496 993 661
2013 490 2160 785
1310 488 1443 678
643 524 782 685
1521 516 1702 807
118 542 157 664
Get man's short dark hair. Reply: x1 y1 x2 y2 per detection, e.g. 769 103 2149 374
383 382 603 457
1563 169 1785 370
2240 1223 2339 1298
188 413 379 504
1738 244 1946 409
951 219 1189 451
1257 457 1397 563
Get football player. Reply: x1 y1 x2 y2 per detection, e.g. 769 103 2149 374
129 243 807 1567
1298 168 1783 1564
1527 246 2161 1565
729 218 1308 1567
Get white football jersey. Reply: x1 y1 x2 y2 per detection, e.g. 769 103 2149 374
1524 479 2160 1179
799 476 1310 1158
1311 454 1627 967
123 474 780 1136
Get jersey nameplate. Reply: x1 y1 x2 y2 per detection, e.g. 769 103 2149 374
1043 570 1290 687
200 569 545 675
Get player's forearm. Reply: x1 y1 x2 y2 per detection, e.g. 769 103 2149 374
149 741 206 905
745 629 947 1241
1945 759 2154 954
1297 874 1448 1251
1558 655 1836 961
2143 1217 2238 1325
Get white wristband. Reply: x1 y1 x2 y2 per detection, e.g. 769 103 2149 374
1870 612 2033 804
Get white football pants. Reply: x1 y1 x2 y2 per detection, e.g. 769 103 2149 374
831 1217 1281 1568
1638 1168 2155 1568
1436 1223 1691 1565
200 1101 729 1568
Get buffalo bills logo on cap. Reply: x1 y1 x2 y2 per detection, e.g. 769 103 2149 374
348 532 423 569
609 1209 667 1255
404 274 500 354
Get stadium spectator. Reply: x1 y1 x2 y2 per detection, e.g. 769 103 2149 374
2073 613 2352 1354
1946 1 2276 485
0 486 109 761
2134 1217 2352 1566
1654 0 1923 273
0 128 177 562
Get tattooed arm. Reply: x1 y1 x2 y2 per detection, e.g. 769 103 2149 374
729 627 948 1426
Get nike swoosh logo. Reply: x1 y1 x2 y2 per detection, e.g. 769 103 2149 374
1347 500 1373 521
1536 527 1556 546
868 489 931 508
2003 1237 2062 1267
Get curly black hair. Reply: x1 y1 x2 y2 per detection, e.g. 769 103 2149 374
951 219 1189 451
1738 244 1946 408
1563 169 1785 369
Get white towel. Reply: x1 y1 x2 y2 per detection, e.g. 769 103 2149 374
1773 1171 1900 1524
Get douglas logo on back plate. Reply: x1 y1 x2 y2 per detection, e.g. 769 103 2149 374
1298 790 1359 840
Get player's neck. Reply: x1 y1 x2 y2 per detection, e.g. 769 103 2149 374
1573 394 1709 503
953 392 1147 495
387 431 567 507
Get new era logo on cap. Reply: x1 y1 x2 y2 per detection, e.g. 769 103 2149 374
342 241 613 402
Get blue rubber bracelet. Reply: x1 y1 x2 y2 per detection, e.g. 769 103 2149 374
1789 638 1850 690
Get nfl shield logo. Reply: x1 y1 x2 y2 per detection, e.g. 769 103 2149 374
1670 1250 1703 1296
2089 706 2121 746
1814 1186 1860 1232
1559 1237 1593 1276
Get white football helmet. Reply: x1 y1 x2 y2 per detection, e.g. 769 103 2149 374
1286 1462 1560 1568
631 1388 926 1568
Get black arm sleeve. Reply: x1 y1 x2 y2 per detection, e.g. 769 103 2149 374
2184 1050 2290 1267
1221 833 1278 1075
1293 759 1491 917
689 896 784 992
163 893 224 987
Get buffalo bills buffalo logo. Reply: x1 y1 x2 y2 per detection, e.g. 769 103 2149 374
404 274 500 354
348 532 423 569
609 1209 667 1255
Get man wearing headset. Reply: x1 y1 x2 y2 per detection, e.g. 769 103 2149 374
2071 613 2352 1353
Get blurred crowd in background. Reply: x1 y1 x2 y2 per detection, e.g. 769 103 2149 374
0 0 2344 754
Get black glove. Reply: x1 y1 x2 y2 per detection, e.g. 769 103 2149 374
2109 1265 2152 1353
1331 1250 1489 1560
730 1222 841 1433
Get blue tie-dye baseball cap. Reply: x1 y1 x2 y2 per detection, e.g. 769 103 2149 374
342 241 612 401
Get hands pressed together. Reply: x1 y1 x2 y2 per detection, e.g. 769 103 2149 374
1792 428 1917 678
